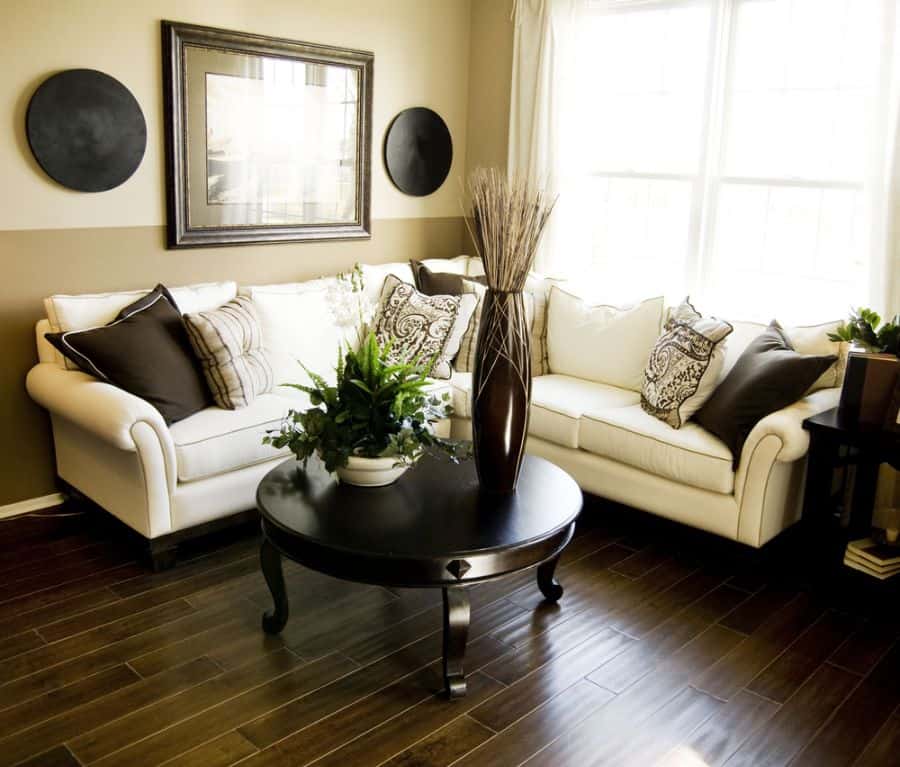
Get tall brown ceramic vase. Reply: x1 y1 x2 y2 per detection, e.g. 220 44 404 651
471 289 532 494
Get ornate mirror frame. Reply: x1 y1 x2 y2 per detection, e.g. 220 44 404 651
162 20 373 248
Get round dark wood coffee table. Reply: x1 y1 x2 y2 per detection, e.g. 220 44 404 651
256 451 582 697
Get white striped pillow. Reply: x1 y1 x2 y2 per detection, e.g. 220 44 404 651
183 296 273 409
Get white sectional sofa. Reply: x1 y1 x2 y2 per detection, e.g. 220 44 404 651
26 256 843 567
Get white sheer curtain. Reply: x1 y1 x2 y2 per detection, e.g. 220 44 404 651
509 0 900 321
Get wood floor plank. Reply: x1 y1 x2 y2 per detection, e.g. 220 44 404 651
238 630 511 752
854 710 900 767
722 663 859 767
0 629 45 662
2 599 195 683
0 600 258 709
747 609 858 703
718 584 797 635
610 542 672 578
268 672 504 767
591 583 748 693
157 731 258 767
828 618 900 675
14 745 82 767
529 624 744 766
791 643 900 767
67 649 303 765
0 548 134 605
453 679 614 767
36 556 259 642
126 600 278 677
109 537 261 598
366 712 493 767
693 594 825 701
606 567 731 638
470 627 634 732
582 685 723 767
0 582 120 640
0 657 220 767
342 598 526 668
0 664 139 737
661 689 779 767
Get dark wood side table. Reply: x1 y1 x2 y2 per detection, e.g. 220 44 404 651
802 407 900 562
255 450 582 698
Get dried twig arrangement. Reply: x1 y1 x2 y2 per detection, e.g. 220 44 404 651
465 168 557 292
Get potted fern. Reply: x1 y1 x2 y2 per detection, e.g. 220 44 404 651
264 333 470 486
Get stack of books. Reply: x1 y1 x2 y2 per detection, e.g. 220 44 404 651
844 538 900 580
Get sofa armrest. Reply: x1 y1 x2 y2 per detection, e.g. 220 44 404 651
739 387 841 470
26 363 177 490
734 387 840 545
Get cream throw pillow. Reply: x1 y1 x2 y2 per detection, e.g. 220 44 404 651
547 288 665 391
641 299 734 429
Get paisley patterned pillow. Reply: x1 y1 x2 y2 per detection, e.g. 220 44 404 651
373 275 477 379
641 300 733 429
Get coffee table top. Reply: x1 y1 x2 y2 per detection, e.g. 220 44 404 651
257 452 582 560
256 451 581 588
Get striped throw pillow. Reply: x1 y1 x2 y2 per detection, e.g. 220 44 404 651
183 296 273 409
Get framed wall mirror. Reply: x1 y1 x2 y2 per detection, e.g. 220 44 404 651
162 21 373 248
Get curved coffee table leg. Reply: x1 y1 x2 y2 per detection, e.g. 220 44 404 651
260 538 289 634
537 555 564 602
442 587 470 699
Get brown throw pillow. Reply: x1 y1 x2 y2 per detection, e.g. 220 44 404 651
410 260 486 295
694 322 837 466
45 285 211 424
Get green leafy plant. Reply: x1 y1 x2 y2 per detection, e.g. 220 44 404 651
264 333 471 473
828 308 900 356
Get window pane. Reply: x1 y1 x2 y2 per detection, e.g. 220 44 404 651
578 4 713 174
704 182 865 322
586 177 693 303
725 0 882 181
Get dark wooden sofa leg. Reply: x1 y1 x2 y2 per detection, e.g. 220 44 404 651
147 541 178 572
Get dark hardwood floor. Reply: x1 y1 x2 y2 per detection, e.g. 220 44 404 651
0 498 898 767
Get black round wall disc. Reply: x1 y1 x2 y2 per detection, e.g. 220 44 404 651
26 69 147 192
384 107 452 197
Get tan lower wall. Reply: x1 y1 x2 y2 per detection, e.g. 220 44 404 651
0 216 466 506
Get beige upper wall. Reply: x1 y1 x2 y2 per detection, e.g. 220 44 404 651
1 0 472 231
465 0 513 175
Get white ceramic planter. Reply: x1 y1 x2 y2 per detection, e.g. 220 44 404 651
336 455 409 487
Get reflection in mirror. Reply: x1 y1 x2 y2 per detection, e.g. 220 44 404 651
202 55 359 225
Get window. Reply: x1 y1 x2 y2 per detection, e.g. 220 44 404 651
566 0 894 322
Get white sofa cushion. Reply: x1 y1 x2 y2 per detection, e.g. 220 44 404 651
724 319 846 392
448 371 472 417
243 279 351 394
44 281 237 369
530 374 640 448
360 262 416 317
169 394 292 482
579 403 734 494
547 288 664 391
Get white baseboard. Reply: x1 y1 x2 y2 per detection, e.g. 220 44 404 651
0 493 66 520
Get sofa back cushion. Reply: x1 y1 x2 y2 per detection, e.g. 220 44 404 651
242 279 352 394
723 319 846 392
547 287 665 391
44 281 237 370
